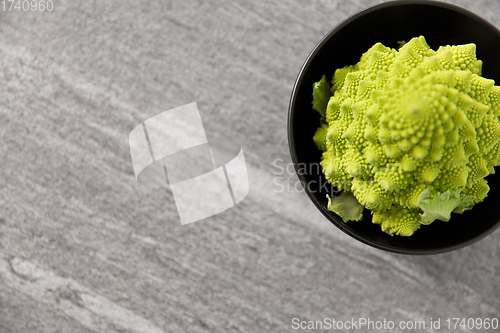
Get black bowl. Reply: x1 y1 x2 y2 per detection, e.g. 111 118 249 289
288 0 500 254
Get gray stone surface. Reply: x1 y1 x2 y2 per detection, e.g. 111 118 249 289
1 0 499 332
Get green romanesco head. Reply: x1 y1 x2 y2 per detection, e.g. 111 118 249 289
312 36 500 236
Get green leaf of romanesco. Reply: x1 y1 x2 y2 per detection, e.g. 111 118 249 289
312 75 331 118
313 122 329 151
326 192 364 222
417 188 475 225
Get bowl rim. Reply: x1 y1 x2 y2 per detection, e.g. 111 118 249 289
287 0 500 255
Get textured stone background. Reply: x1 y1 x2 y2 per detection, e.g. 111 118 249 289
1 0 499 332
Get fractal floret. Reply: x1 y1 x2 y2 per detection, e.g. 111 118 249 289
312 36 500 236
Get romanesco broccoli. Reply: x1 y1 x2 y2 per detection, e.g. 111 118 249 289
312 36 500 236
